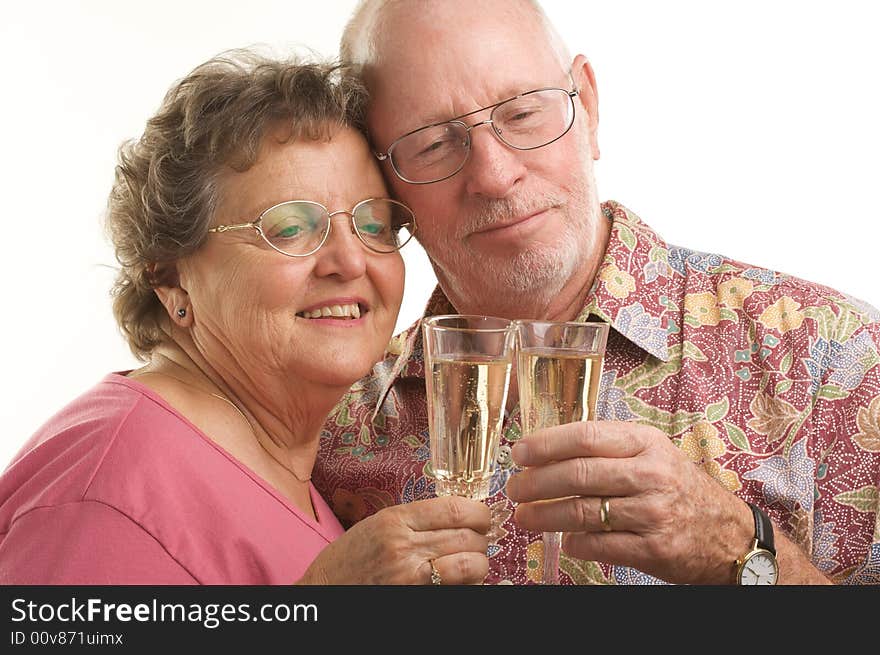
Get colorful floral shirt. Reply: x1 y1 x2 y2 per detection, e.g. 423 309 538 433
313 201 880 584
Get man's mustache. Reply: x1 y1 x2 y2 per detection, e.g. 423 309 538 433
456 191 566 236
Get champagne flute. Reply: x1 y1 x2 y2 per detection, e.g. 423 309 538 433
515 320 610 584
423 315 515 500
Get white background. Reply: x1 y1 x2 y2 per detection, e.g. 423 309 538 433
1 0 878 468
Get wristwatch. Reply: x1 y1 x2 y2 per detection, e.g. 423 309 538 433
734 502 779 585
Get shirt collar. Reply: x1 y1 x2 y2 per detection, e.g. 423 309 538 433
579 201 673 362
372 200 673 417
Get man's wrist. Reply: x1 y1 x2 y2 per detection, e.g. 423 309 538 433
728 498 758 584
733 502 779 585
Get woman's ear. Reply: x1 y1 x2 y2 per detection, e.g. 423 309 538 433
151 263 192 328
571 54 600 161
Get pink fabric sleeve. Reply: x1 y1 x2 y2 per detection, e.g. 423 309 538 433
0 501 199 584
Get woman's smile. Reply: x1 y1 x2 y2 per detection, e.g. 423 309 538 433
296 298 367 321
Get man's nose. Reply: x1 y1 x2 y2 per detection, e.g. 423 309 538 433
311 214 367 280
463 123 526 198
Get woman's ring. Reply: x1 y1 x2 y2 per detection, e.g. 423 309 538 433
429 559 442 585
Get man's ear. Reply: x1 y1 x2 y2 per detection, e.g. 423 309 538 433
571 54 600 161
151 263 192 328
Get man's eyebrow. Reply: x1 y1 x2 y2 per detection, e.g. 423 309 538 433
413 112 455 127
411 80 570 129
406 94 518 131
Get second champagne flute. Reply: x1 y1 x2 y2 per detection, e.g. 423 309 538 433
515 319 610 584
423 315 515 500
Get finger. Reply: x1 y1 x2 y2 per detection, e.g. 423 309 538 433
561 530 643 570
414 527 490 561
513 495 636 533
506 455 642 502
403 496 492 533
426 552 490 585
511 421 648 467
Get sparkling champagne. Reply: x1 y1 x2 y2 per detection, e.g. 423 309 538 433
427 356 512 499
514 320 609 585
517 349 604 434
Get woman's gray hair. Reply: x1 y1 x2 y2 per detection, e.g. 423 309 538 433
106 48 367 359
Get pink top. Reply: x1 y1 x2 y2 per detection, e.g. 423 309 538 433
0 373 343 584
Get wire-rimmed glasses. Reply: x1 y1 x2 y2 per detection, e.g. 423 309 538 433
207 197 416 257
375 86 579 185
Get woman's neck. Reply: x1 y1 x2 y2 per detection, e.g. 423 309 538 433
149 337 341 448
132 336 344 516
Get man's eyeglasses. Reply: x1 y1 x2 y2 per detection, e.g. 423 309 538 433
375 86 579 185
207 198 416 257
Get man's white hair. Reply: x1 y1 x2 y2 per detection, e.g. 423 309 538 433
340 0 572 70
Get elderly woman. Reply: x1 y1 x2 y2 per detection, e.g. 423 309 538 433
0 50 489 584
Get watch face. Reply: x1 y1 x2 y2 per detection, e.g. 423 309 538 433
740 551 779 585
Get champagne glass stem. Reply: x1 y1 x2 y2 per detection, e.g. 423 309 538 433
542 530 562 584
515 319 609 586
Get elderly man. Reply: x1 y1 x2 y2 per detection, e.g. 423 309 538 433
313 0 880 585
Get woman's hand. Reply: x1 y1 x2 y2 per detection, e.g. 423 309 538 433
298 496 491 585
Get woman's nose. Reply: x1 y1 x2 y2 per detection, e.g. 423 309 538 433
310 213 368 280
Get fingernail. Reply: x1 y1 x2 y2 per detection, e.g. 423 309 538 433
511 441 528 465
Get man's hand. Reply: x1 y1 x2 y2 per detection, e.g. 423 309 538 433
298 496 490 585
505 420 754 584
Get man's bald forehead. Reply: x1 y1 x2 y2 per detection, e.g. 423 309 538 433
340 0 569 70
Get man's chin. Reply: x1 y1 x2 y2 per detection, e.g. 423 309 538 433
443 248 576 306
465 225 563 259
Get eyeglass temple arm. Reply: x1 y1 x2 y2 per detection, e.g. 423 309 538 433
208 223 255 233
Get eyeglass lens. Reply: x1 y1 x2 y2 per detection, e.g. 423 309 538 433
390 88 575 183
261 200 414 255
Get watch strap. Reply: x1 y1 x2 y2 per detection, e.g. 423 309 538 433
747 502 776 555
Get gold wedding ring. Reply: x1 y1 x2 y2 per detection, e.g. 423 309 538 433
429 559 442 585
599 497 613 532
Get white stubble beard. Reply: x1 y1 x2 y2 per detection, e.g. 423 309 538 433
424 155 601 319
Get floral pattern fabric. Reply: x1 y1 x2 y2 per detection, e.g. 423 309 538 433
313 201 880 584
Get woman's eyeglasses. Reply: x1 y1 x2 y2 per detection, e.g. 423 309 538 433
208 197 416 257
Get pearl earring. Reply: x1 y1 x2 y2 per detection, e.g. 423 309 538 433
177 308 187 318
